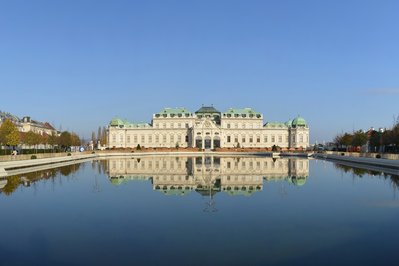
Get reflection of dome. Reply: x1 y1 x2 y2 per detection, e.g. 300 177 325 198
195 188 219 197
291 116 307 127
290 176 307 186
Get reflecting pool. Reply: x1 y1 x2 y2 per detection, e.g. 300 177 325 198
1 156 399 266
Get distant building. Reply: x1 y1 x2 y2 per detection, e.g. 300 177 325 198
0 111 58 136
107 106 310 149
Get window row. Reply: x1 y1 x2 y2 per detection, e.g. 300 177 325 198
226 135 289 144
153 123 190 129
111 134 189 144
224 123 262 129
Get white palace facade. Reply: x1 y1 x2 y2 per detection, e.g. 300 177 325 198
107 106 309 149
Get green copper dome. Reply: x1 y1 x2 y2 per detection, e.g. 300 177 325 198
195 106 220 114
291 116 307 127
285 120 293 127
110 118 123 126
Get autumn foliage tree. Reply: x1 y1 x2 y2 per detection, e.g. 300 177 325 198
58 131 81 151
0 119 20 153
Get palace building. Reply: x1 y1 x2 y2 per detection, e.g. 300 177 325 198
107 106 309 149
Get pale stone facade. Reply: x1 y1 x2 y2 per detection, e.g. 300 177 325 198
107 106 309 149
0 112 58 136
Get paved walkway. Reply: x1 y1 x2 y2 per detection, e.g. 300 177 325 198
0 154 97 177
314 153 399 169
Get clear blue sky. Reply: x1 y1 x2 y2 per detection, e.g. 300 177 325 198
1 0 398 143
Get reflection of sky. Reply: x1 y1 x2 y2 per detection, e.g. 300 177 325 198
0 159 399 265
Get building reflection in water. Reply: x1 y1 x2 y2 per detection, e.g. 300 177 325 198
106 156 310 199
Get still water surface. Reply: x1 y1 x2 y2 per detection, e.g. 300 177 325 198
1 156 399 266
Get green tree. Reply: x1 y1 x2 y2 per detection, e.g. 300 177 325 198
97 126 102 144
58 131 72 150
101 126 107 146
341 133 353 151
23 131 40 152
48 132 59 152
40 133 49 152
368 130 382 152
352 130 368 147
0 119 20 153
71 133 81 147
91 131 96 145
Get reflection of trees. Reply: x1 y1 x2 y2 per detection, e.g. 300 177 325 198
59 164 81 177
1 176 21 195
334 163 399 189
0 163 83 196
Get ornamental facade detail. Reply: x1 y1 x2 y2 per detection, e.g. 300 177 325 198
107 106 309 149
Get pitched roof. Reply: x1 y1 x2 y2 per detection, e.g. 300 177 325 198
223 107 261 116
156 107 192 115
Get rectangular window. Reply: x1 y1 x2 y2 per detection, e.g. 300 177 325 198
141 135 145 143
163 135 167 142
235 137 238 143
185 123 189 128
227 124 230 129
257 137 260 143
272 136 275 142
155 135 159 142
249 136 253 143
264 136 268 143
127 135 131 143
148 135 152 143
227 136 231 142
242 137 246 143
112 135 116 142
134 135 137 143
278 135 282 142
